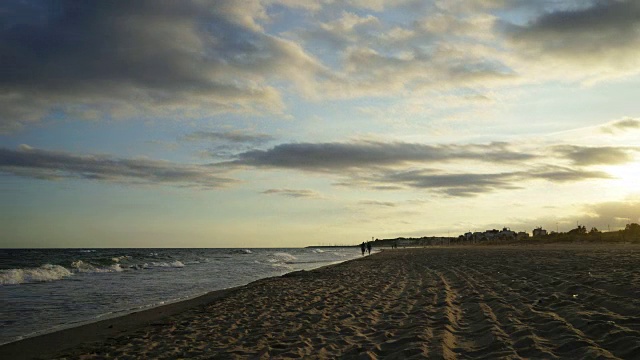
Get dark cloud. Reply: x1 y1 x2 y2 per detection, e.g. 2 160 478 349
528 165 611 182
183 130 276 160
553 145 637 166
0 140 618 197
261 188 321 198
0 0 326 131
375 169 521 197
339 165 611 197
223 140 617 197
0 145 234 188
230 141 534 171
183 131 274 145
503 0 640 70
601 118 640 134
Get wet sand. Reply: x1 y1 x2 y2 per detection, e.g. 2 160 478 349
3 245 640 359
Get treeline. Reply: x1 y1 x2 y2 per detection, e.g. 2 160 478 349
374 223 640 247
528 223 640 244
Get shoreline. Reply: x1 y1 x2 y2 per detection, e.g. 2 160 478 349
0 253 369 359
0 284 244 359
3 245 640 359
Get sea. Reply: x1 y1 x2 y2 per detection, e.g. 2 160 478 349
0 247 361 345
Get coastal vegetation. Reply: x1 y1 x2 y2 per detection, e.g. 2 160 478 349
374 223 640 247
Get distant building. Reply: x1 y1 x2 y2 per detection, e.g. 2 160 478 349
533 227 547 237
499 227 517 240
517 232 530 240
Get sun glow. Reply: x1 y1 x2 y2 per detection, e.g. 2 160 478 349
605 161 640 192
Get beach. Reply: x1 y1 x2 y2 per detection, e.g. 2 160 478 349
3 245 640 359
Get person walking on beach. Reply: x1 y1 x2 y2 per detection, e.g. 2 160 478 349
367 241 372 255
361 242 366 256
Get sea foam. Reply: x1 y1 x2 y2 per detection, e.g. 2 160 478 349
0 264 73 285
150 261 185 268
270 252 298 262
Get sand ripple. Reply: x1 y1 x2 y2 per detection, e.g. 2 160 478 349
55 246 640 359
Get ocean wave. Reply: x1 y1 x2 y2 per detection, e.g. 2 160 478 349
310 249 325 253
270 262 294 271
112 264 124 272
266 253 298 270
150 261 185 268
71 260 123 273
229 249 252 255
271 252 297 262
1 258 188 285
111 256 130 263
0 264 73 285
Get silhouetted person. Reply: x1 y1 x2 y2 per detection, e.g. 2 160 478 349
360 242 366 256
367 241 372 255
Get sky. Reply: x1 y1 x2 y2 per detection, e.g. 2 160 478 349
1 0 640 248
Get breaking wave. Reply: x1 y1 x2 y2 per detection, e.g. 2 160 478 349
270 252 297 262
150 261 185 268
2 259 186 285
0 264 73 285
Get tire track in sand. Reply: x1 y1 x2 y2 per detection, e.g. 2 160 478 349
465 260 625 359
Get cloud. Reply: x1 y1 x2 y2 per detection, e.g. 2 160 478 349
230 141 534 171
348 167 592 197
0 0 328 132
286 3 516 100
224 140 613 197
503 0 640 78
553 145 638 166
582 198 640 230
358 200 397 207
0 145 234 189
601 118 640 134
339 164 610 196
183 131 275 145
373 169 522 197
261 188 322 198
182 130 276 159
0 139 617 197
528 165 611 182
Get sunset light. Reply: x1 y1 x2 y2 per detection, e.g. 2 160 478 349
2 2 640 358
0 0 639 248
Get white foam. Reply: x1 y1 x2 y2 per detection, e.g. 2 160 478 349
150 261 185 268
71 260 95 272
271 252 297 262
270 262 294 271
310 249 325 253
71 260 121 273
0 264 73 285
111 256 130 263
111 264 124 272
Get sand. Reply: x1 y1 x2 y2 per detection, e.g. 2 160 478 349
2 245 640 359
